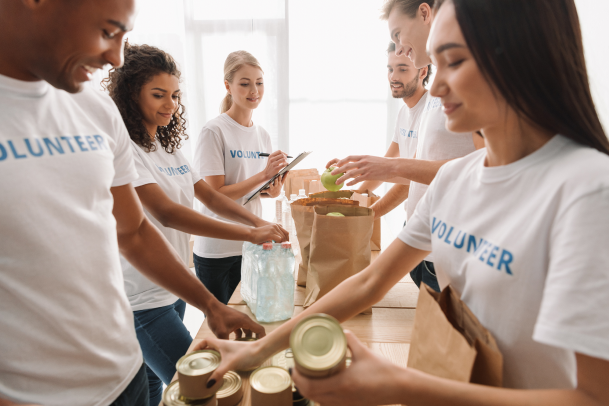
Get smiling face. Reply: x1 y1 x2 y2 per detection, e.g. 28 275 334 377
226 64 264 111
387 3 433 69
26 0 136 93
387 51 421 99
138 73 180 136
428 0 507 134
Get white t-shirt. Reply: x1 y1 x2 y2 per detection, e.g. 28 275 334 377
0 75 142 405
120 141 201 311
193 113 272 258
391 92 427 211
399 135 609 389
407 92 476 261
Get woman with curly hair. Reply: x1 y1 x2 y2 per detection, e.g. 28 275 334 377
103 42 287 405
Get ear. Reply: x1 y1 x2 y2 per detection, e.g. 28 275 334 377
419 66 428 80
420 3 432 24
224 80 231 93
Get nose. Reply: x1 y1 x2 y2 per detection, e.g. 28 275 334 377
430 71 447 98
395 45 405 57
103 37 125 68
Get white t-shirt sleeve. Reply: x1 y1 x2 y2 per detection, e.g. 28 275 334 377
533 188 609 361
397 167 442 251
195 128 226 177
110 113 138 187
130 145 157 188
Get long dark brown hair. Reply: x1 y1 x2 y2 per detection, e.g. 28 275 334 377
436 0 609 154
103 42 187 153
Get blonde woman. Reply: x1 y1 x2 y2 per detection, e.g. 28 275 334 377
193 51 288 304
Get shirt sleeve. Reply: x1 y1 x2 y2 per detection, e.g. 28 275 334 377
397 168 439 251
109 105 138 187
193 127 225 178
533 188 609 361
130 145 157 188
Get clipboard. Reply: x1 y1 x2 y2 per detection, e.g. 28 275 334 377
244 151 313 205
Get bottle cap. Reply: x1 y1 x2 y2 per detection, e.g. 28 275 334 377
263 243 273 250
361 193 368 197
281 242 291 249
290 194 297 200
298 189 306 195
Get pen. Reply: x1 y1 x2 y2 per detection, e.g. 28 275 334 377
259 153 293 158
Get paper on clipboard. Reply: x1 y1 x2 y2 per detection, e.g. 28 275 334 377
244 151 313 205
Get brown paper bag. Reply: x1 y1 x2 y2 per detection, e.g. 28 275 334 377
303 205 374 308
283 169 319 197
309 190 382 251
407 284 503 386
291 198 360 287
291 175 320 196
306 179 324 195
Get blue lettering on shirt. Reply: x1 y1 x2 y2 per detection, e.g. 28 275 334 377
424 97 442 112
0 135 109 162
156 164 192 177
229 150 263 159
399 128 418 139
431 217 514 275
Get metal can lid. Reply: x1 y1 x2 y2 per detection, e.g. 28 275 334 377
163 381 217 405
281 241 291 249
290 314 347 373
250 366 292 394
262 243 273 250
217 371 242 399
176 350 221 376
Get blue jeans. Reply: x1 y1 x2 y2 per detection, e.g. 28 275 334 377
133 299 192 406
409 260 441 293
109 363 149 406
194 254 242 305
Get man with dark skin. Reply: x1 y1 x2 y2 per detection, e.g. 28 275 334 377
0 0 268 404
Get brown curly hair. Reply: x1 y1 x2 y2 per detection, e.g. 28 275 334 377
103 41 187 153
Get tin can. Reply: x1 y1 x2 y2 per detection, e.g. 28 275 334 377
176 350 222 399
162 381 218 406
216 371 243 406
290 314 347 378
250 366 293 406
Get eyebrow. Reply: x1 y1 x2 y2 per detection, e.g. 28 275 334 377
387 63 410 68
151 88 181 93
240 78 264 81
434 42 466 54
107 20 128 32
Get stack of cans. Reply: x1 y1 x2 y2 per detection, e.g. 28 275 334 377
162 349 243 406
290 314 347 378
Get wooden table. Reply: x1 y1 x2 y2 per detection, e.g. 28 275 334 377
173 251 418 406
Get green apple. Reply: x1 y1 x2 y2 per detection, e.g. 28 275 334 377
326 212 345 217
321 166 344 191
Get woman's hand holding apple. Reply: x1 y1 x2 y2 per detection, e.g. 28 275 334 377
331 155 398 186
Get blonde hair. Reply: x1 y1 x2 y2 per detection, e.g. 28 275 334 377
220 50 264 113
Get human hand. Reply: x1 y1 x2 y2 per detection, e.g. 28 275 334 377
326 158 340 169
205 301 266 340
193 336 267 388
331 155 397 186
262 175 285 198
249 222 289 243
262 150 288 180
291 331 402 406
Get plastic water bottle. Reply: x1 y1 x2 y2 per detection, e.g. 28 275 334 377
274 191 288 226
241 242 253 304
282 194 297 235
276 242 295 320
256 243 277 322
297 189 307 200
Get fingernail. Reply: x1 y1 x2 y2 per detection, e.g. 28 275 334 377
206 379 216 388
288 367 293 375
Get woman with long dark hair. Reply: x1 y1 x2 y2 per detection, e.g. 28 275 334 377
103 42 286 405
197 1 609 404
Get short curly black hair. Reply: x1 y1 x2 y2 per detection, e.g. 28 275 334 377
103 41 187 153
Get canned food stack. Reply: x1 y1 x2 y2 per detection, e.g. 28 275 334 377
163 349 244 406
250 366 293 406
290 314 347 378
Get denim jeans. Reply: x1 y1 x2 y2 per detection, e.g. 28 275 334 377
193 254 242 305
409 260 441 293
109 363 149 406
133 299 192 406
